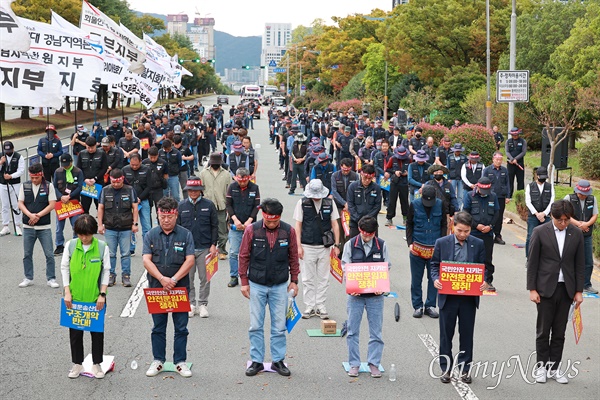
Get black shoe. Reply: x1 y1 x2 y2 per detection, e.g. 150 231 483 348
288 191 294 195
122 274 132 287
130 251 135 257
424 307 439 319
228 277 239 287
440 372 451 383
285 184 290 188
271 360 291 376
245 362 264 377
54 245 64 255
494 236 506 245
461 372 472 384
412 308 423 318
108 273 116 287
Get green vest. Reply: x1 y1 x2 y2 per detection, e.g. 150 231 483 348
68 238 106 303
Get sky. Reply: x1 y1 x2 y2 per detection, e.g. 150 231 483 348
127 0 392 37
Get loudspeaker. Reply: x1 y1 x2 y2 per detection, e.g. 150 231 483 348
541 128 568 169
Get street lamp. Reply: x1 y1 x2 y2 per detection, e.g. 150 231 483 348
486 0 492 130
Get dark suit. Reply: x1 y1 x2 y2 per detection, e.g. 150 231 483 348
431 234 486 374
527 222 584 368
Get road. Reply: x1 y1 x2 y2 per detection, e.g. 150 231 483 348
0 94 598 400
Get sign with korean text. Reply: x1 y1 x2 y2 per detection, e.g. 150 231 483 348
379 175 390 192
286 297 301 333
60 299 106 332
205 253 218 282
144 287 191 314
81 183 102 199
496 70 529 103
0 0 31 52
341 210 350 237
572 305 583 344
55 199 84 220
439 261 484 296
140 137 150 150
345 262 390 294
330 249 343 284
411 242 434 260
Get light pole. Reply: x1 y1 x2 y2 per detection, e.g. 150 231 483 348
485 0 492 130
384 61 389 122
508 0 517 130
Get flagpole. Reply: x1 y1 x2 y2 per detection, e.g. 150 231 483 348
74 97 78 138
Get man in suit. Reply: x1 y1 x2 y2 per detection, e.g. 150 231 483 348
431 211 488 384
527 200 584 384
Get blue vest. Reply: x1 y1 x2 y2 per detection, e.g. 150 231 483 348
412 198 444 246
350 236 385 263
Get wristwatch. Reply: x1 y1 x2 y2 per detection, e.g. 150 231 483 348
99 292 106 298
133 222 139 226
171 277 178 284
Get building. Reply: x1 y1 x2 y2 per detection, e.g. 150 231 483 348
224 68 260 85
166 14 188 36
188 17 216 61
392 0 409 6
260 23 291 84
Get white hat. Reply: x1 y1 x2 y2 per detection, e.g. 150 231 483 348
303 179 329 199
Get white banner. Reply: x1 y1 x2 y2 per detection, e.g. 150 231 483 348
79 0 145 73
0 0 31 52
20 18 103 98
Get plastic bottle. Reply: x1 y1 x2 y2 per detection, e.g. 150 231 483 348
389 363 397 382
231 224 237 231
130 360 138 370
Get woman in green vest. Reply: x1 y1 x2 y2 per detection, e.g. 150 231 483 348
61 214 110 379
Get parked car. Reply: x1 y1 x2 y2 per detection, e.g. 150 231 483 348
217 95 229 105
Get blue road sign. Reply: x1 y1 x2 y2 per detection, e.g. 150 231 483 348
268 59 277 67
301 85 306 90
274 68 286 73
331 65 339 69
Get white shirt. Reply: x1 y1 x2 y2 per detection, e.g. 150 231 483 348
18 181 57 229
553 224 566 282
525 181 555 216
2 153 25 179
61 239 111 287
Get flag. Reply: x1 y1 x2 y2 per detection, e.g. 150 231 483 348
0 0 30 51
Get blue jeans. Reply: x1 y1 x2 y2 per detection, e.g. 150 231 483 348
164 176 180 201
131 200 151 253
409 253 437 309
228 228 243 277
248 281 287 363
55 215 80 247
451 180 464 210
151 311 189 364
23 227 55 280
191 145 198 170
104 229 131 275
347 294 384 367
584 235 593 287
526 214 550 259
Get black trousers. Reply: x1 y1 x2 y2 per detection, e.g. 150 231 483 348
81 196 99 215
70 328 104 365
507 163 524 197
439 295 477 374
473 232 495 283
494 198 506 237
387 183 408 220
536 283 571 369
42 161 59 183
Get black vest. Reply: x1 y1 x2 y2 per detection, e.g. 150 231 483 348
314 163 335 192
229 182 259 224
447 155 466 180
143 159 167 189
409 162 430 191
160 149 180 177
338 135 353 157
468 193 497 227
0 152 21 184
248 222 291 286
350 236 385 263
529 182 552 215
39 137 62 165
123 165 149 200
102 185 134 230
146 226 191 290
247 149 256 174
333 170 358 206
464 162 484 190
229 152 248 175
79 150 105 179
300 198 334 246
569 194 595 237
507 138 525 162
55 166 82 196
426 179 455 215
22 181 51 226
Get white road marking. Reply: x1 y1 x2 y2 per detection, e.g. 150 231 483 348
120 271 148 318
419 333 479 400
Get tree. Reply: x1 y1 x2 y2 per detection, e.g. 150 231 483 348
12 0 81 24
437 63 486 119
400 86 437 122
340 71 366 100
361 43 400 95
388 74 422 112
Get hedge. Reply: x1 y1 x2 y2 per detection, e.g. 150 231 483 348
448 124 497 166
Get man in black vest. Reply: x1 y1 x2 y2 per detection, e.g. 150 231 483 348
227 140 249 178
242 137 259 180
505 127 527 197
101 136 123 176
53 154 84 255
385 146 410 226
118 128 141 166
143 146 168 217
435 136 452 167
335 126 354 167
294 179 340 320
289 132 308 195
97 169 139 287
17 162 58 288
310 153 335 194
407 149 432 204
425 165 458 220
331 158 359 245
239 198 300 378
461 151 485 193
347 164 382 238
123 154 151 255
483 152 511 245
525 167 554 262
70 125 89 167
77 137 108 214
37 125 63 183
565 180 598 294
0 141 25 236
173 135 193 200
159 139 183 201
226 167 260 288
446 143 467 209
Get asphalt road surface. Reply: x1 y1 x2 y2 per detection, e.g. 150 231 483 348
1 95 598 400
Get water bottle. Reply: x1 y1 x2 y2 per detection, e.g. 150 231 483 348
389 364 397 382
130 360 138 370
231 224 237 231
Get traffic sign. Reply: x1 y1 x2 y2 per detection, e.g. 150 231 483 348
268 59 277 67
273 68 286 73
496 70 529 103
331 65 339 70
301 85 306 90
201 57 207 64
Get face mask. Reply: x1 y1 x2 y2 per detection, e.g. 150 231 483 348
415 134 422 138
434 175 444 181
211 164 220 170
538 178 546 183
4 151 13 157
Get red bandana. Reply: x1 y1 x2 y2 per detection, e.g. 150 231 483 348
262 212 281 221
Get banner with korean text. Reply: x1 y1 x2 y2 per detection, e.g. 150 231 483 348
60 299 106 332
345 262 390 294
144 288 191 314
205 253 218 282
0 0 31 52
330 248 343 284
439 261 484 296
55 200 84 220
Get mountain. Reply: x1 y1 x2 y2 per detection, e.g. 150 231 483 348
134 11 261 75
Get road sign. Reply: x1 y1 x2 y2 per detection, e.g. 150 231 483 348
496 70 529 103
331 65 339 70
201 57 207 64
301 85 306 90
273 68 286 73
268 59 277 67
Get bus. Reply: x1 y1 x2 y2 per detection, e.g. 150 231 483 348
240 85 262 100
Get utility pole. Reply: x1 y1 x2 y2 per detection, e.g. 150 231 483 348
486 0 492 130
508 0 517 130
384 61 388 122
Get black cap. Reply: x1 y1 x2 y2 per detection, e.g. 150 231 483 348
421 185 437 207
477 176 493 195
60 153 73 167
536 167 548 179
3 141 14 151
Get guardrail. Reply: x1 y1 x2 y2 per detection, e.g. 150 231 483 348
14 132 73 182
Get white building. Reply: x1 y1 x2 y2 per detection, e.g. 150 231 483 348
166 14 188 36
188 17 216 61
260 23 291 84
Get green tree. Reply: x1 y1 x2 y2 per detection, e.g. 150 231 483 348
340 70 366 100
388 73 422 112
12 0 81 24
438 63 486 113
400 86 437 122
361 42 400 95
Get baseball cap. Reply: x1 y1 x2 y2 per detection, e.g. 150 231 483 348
60 153 73 167
101 137 111 146
421 185 437 207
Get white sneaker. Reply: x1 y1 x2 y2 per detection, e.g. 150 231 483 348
316 306 329 320
0 226 10 236
547 369 569 384
188 304 196 318
18 278 33 288
198 304 209 318
534 367 547 383
146 360 163 377
47 279 60 288
15 225 22 236
176 362 192 377
91 364 105 379
68 364 84 378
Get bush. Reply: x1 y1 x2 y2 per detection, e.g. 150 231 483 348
416 122 449 144
448 124 496 165
292 96 308 109
578 138 600 179
328 99 363 113
308 97 332 112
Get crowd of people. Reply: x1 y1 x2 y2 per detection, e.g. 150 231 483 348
0 99 595 384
